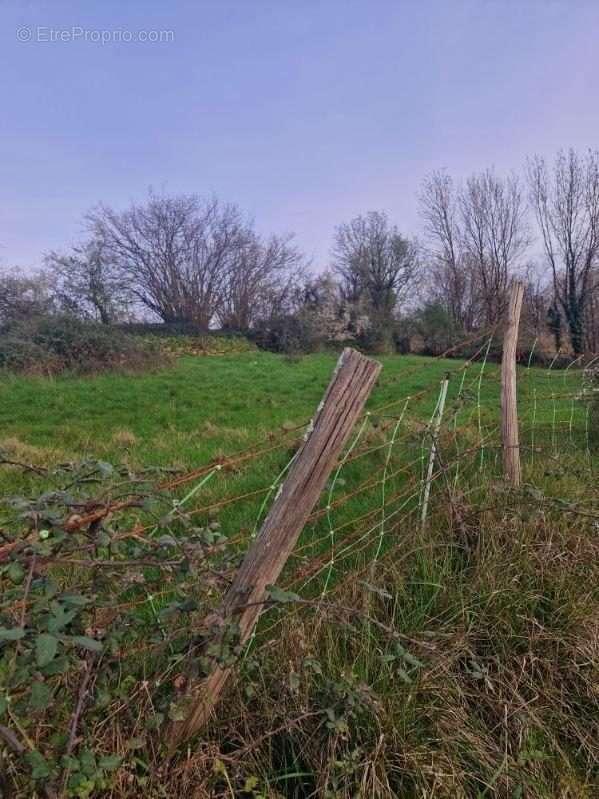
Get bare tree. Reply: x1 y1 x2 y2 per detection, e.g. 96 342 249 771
87 193 250 328
419 171 478 331
332 211 418 322
584 265 599 352
218 233 305 331
528 149 599 355
521 264 550 343
459 169 530 326
45 238 130 324
420 169 529 331
0 269 54 324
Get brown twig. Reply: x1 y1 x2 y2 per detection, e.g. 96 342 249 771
0 725 25 755
0 458 48 476
65 658 95 756
59 656 97 795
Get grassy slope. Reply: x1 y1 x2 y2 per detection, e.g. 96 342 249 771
0 351 585 551
0 351 580 481
0 349 587 583
0 352 456 459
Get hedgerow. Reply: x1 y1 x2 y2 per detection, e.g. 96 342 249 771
0 316 164 376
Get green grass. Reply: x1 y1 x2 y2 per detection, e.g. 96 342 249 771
0 350 584 484
0 349 588 583
0 351 587 562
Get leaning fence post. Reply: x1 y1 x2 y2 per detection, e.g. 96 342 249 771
167 348 381 751
501 280 524 485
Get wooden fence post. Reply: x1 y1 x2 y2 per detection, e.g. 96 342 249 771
501 281 524 485
167 348 381 751
420 374 449 531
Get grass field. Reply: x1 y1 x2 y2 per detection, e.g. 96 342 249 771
0 349 586 563
0 350 597 798
0 349 588 549
0 352 471 470
0 350 585 486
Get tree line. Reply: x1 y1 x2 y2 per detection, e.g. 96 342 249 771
2 147 599 356
421 150 599 355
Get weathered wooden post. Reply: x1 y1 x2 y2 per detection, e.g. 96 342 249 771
501 281 524 485
167 348 381 750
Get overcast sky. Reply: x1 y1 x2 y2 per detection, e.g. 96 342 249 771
1 0 598 272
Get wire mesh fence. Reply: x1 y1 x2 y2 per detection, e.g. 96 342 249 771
0 333 597 787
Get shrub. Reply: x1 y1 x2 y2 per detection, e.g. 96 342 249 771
391 318 414 354
414 302 457 356
0 459 237 796
251 313 325 354
122 322 249 340
0 315 163 376
0 336 59 374
355 323 395 354
0 270 55 324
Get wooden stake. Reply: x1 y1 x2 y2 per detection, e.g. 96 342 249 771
167 348 381 750
420 375 449 531
501 281 524 485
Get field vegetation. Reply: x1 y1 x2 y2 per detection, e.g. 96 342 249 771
0 348 597 798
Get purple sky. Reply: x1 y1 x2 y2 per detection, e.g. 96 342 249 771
1 0 598 272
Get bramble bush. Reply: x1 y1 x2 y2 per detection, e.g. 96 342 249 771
0 455 438 798
0 315 164 376
0 459 240 796
0 336 54 374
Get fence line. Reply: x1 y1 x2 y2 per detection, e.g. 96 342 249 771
0 320 596 778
